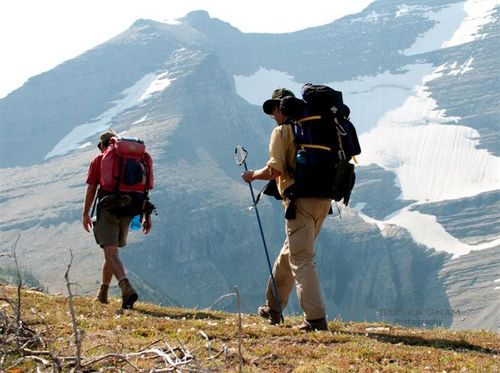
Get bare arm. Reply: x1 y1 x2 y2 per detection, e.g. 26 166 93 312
82 184 98 232
142 214 152 234
241 165 281 183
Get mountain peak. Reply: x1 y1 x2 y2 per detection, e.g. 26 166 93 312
184 10 210 20
131 18 159 27
181 9 241 35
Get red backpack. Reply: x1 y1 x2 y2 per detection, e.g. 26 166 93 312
100 137 154 194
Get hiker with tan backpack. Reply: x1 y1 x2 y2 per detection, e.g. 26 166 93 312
82 130 155 309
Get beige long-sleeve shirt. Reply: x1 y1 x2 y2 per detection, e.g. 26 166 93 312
266 124 297 198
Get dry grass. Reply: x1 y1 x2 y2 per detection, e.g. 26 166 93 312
1 284 498 372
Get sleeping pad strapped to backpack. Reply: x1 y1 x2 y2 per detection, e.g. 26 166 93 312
280 83 361 206
99 136 154 216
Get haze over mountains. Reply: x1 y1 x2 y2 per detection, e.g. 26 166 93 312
0 0 498 331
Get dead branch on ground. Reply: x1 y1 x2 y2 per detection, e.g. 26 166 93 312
64 249 82 371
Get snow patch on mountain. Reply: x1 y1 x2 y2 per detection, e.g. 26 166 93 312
362 124 499 202
234 67 300 106
162 18 182 26
356 204 500 257
447 58 475 76
45 71 171 159
395 5 421 18
133 115 148 125
402 2 466 56
443 0 499 48
359 65 499 203
139 72 172 101
364 11 381 22
328 64 439 133
402 0 498 56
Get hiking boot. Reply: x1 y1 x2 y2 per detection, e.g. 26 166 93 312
95 284 109 304
298 318 328 332
118 278 138 309
258 305 281 325
99 194 132 210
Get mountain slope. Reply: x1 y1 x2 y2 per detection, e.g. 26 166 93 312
3 285 499 372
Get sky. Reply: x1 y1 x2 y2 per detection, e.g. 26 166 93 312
0 0 374 98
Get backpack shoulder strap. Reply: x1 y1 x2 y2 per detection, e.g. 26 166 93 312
295 115 334 152
114 153 123 194
142 153 150 196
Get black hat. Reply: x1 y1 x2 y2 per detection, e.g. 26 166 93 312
262 88 295 115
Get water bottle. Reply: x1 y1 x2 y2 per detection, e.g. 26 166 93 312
130 215 142 231
296 149 307 164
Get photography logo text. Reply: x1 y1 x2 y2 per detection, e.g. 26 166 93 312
377 308 468 328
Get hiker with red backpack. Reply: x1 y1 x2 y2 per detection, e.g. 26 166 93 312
82 130 155 309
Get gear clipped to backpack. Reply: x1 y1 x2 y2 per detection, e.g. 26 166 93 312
99 136 154 216
280 83 361 206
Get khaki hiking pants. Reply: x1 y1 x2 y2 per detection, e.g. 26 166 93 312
266 198 331 320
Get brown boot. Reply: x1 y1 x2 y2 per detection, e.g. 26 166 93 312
95 284 109 304
298 318 328 332
118 278 138 309
258 305 281 325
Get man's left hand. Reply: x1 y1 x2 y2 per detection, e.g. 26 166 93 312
143 216 152 234
83 214 93 232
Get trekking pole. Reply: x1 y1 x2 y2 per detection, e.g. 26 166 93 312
234 145 284 323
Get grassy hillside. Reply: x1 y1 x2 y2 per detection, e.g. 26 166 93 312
1 285 498 372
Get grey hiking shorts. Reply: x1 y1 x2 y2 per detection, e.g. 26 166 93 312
93 209 133 248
